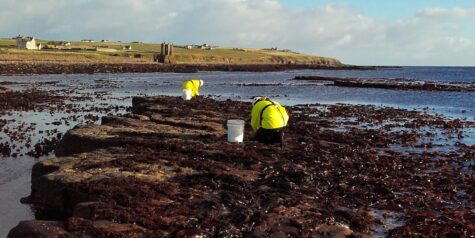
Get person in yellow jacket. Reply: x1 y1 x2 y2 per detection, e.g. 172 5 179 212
182 79 204 100
251 96 289 144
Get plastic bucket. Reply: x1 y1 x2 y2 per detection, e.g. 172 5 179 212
227 119 245 143
182 89 192 100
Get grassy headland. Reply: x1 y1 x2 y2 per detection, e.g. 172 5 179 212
0 38 341 65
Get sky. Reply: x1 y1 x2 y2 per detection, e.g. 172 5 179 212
1 0 475 66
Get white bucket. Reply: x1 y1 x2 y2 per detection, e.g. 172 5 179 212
182 89 192 100
227 119 245 143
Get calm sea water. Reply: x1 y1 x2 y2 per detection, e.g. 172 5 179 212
4 66 474 118
0 66 474 236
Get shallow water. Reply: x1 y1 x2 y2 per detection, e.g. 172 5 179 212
3 67 474 118
368 209 405 237
0 67 474 237
0 156 39 237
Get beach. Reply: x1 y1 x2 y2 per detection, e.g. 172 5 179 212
6 95 474 237
1 68 474 237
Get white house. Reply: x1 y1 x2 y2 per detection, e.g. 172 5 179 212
122 45 132 50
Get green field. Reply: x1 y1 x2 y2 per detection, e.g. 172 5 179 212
0 39 16 48
0 38 341 65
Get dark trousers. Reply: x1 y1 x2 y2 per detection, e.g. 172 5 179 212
254 128 284 144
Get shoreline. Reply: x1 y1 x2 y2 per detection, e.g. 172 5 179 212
294 75 475 92
8 96 474 237
0 62 391 75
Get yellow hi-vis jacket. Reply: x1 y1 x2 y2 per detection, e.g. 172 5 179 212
251 99 289 132
182 79 201 97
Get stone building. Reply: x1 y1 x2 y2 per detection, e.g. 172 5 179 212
154 43 175 64
15 36 40 50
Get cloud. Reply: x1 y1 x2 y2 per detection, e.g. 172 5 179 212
417 8 475 19
448 36 473 52
0 0 474 66
335 34 353 47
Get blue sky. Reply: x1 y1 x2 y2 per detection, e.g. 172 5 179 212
1 0 474 66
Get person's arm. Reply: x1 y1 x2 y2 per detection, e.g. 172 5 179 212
194 81 200 96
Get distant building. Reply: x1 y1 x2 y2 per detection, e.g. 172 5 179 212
123 45 132 50
81 39 95 42
154 42 175 64
185 45 193 50
199 44 210 49
197 43 216 50
15 36 40 50
101 40 109 43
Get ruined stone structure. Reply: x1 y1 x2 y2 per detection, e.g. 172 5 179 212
161 42 173 56
15 36 40 50
155 43 175 64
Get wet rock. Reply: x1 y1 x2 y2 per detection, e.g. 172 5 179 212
0 119 6 129
7 220 69 238
66 217 149 237
0 63 379 76
314 223 353 238
26 136 61 158
0 86 9 93
73 202 106 219
10 96 475 237
29 148 188 220
294 76 475 92
0 141 11 157
54 115 226 157
0 88 64 111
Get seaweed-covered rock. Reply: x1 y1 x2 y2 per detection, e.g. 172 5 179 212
10 96 475 237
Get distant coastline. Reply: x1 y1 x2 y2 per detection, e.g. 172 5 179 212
0 38 405 75
0 62 390 75
1 38 346 74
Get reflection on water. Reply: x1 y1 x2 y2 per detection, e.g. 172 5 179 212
0 156 38 237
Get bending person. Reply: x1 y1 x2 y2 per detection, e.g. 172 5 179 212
182 79 204 100
251 96 289 144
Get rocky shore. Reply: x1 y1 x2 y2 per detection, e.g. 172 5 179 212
0 63 380 75
8 96 474 237
294 76 475 92
0 83 125 158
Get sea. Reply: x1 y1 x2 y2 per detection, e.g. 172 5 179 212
0 66 474 236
